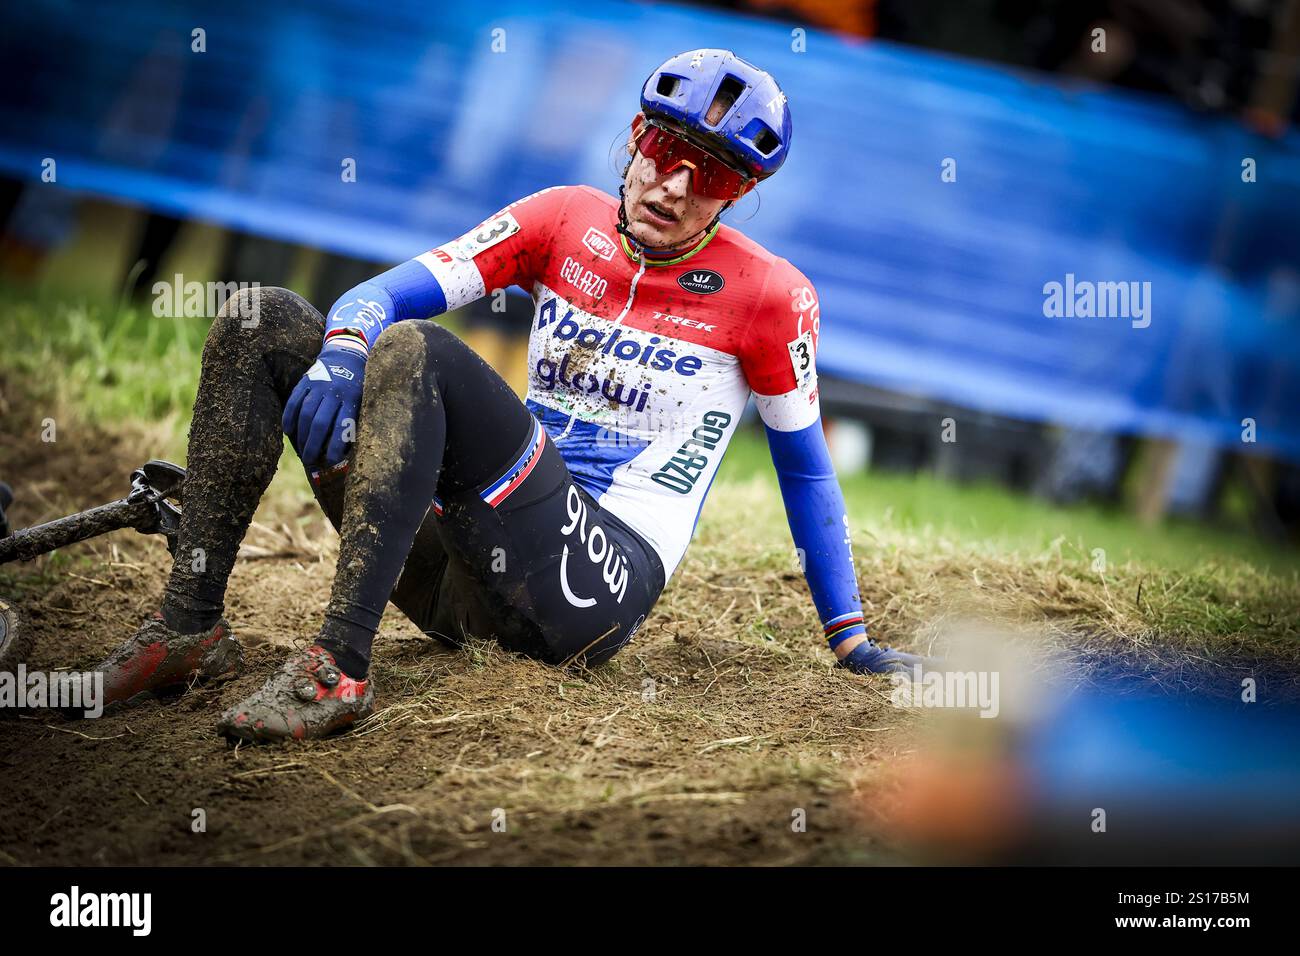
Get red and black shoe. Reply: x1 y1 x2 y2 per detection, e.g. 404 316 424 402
91 613 243 710
216 644 374 744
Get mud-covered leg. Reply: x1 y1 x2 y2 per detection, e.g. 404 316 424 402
88 287 324 710
161 287 325 631
217 322 453 744
312 467 462 649
217 320 541 744
316 322 453 674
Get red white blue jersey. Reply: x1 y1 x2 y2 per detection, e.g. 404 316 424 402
323 185 869 651
411 185 820 580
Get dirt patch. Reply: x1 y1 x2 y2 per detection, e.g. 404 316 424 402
3 367 1298 866
0 568 906 864
0 370 906 865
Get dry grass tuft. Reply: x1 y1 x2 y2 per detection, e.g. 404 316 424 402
1 375 1296 865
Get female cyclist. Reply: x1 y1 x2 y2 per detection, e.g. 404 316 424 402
87 49 922 742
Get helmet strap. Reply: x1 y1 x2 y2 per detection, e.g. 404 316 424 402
616 177 733 258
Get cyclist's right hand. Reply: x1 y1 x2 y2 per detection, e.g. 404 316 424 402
282 349 367 467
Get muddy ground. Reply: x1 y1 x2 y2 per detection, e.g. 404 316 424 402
0 378 913 866
3 372 1298 866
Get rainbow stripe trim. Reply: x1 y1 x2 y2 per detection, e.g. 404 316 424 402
824 611 867 648
480 416 546 509
324 327 370 357
618 221 720 267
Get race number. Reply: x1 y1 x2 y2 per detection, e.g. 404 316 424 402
454 212 521 259
787 330 815 395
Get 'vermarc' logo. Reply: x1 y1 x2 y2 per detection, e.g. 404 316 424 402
677 269 725 295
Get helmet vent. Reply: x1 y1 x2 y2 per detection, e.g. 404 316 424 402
708 75 746 125
752 125 779 156
656 75 680 98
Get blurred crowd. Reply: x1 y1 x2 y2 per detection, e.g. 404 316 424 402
683 0 1300 540
709 0 1300 126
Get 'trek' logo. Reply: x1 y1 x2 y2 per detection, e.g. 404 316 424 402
677 269 725 295
582 227 617 261
652 311 716 333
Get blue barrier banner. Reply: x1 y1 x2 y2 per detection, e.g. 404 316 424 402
2 0 1298 460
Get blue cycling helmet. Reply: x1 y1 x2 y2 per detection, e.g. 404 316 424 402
640 49 792 180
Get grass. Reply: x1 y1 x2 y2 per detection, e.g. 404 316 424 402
2 283 1298 866
719 430 1300 574
0 288 205 435
2 282 1297 641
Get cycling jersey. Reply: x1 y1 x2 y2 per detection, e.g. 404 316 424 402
322 185 869 651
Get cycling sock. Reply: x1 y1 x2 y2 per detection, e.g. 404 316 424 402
160 593 224 637
316 633 372 681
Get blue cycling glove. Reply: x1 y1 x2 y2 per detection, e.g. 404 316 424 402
282 348 368 467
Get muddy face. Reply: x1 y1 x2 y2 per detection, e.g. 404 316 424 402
621 113 731 251
621 155 726 251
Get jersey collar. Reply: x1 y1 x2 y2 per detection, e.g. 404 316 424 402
619 221 720 267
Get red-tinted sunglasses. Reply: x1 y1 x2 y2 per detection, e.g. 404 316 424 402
632 114 757 200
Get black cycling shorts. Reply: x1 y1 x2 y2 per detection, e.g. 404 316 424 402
311 322 665 667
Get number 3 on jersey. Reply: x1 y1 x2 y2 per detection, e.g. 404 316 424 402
787 329 816 396
455 212 522 260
